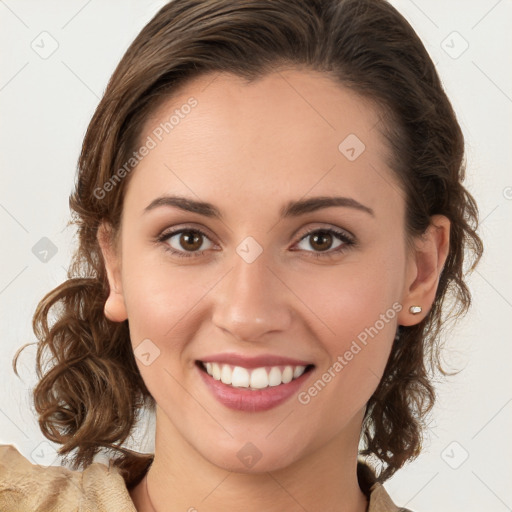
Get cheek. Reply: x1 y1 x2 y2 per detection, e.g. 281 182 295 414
120 260 209 404
290 246 402 340
295 291 397 423
289 252 401 410
120 250 219 356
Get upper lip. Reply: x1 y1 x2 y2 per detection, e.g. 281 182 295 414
197 353 314 369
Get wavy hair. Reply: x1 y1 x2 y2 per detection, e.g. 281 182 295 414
13 0 483 485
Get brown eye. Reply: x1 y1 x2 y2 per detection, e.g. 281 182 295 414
178 230 203 251
308 231 334 251
159 228 214 257
294 227 356 258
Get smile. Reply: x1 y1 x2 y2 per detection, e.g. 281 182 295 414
196 360 315 412
199 361 314 390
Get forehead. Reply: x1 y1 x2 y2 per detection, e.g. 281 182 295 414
124 69 403 222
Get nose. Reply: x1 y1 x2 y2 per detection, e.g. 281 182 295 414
211 249 293 343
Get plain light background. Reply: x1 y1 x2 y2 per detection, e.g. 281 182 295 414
1 1 511 510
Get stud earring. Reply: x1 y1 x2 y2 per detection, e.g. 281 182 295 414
409 305 422 315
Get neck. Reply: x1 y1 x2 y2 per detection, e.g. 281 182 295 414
130 408 368 512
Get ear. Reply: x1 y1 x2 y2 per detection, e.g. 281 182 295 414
397 214 451 326
97 221 128 322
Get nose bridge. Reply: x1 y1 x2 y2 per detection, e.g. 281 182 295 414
211 244 292 342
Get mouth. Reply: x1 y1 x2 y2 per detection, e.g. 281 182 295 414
195 359 316 412
195 360 315 391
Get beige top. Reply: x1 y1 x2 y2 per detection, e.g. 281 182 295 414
0 444 411 511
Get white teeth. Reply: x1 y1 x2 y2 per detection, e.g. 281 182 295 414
231 366 250 387
212 363 221 381
268 366 282 387
282 366 293 383
293 366 305 379
220 364 232 385
249 368 268 389
202 362 308 389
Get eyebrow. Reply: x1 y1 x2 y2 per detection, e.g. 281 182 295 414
143 194 375 219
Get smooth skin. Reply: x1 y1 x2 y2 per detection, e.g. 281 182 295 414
98 68 450 512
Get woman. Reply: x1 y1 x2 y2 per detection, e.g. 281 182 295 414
0 0 483 510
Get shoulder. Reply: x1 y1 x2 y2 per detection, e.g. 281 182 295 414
0 443 137 511
368 482 414 512
358 461 414 512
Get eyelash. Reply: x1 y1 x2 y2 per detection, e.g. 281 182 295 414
157 226 356 260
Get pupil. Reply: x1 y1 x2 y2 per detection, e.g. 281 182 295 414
181 231 201 250
312 232 331 251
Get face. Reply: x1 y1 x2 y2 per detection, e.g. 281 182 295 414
99 68 441 473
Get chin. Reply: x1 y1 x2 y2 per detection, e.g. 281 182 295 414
194 435 304 474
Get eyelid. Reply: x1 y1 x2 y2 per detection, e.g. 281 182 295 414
158 222 354 244
157 222 357 258
294 223 355 242
157 222 217 242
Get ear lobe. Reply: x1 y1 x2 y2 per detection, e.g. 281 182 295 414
397 214 451 326
97 221 128 323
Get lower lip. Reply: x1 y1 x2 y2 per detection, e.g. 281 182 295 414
197 363 314 412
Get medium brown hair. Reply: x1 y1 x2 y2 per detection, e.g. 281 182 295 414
13 0 483 485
